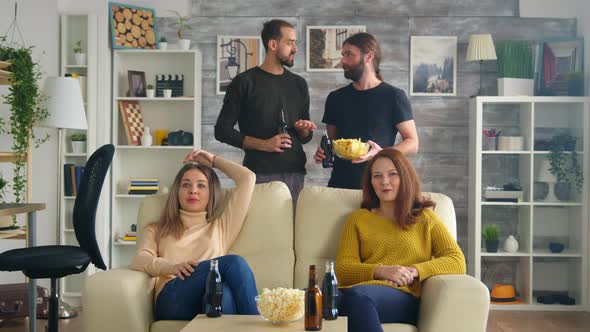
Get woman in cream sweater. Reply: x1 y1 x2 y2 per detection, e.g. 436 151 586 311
130 150 258 320
335 148 466 331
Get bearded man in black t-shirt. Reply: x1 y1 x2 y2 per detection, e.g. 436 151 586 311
314 33 419 189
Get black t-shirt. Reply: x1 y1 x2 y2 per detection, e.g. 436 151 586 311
215 67 312 174
322 82 413 189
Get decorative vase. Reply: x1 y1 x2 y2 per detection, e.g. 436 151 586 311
533 182 549 201
71 141 86 154
141 126 153 147
485 240 499 253
74 53 87 66
146 89 155 98
163 89 172 98
503 235 519 253
549 242 564 253
159 42 168 50
554 182 571 201
178 39 191 50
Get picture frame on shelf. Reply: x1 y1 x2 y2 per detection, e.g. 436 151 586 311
127 70 146 97
109 2 159 49
306 25 366 72
536 36 584 96
118 100 145 146
216 36 263 95
410 36 457 96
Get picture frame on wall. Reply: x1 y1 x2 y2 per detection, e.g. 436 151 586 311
306 25 366 72
410 36 457 96
536 36 584 96
127 70 147 97
216 36 263 95
109 2 159 49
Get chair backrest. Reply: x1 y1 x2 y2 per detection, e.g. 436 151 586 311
73 144 114 270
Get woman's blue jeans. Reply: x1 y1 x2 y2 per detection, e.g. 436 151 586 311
155 254 259 320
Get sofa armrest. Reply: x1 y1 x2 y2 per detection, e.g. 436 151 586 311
417 274 490 332
82 268 155 332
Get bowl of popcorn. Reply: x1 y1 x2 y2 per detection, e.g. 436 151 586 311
333 138 370 160
255 287 305 324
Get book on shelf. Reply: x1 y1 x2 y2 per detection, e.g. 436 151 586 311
120 236 137 242
128 186 159 191
128 190 158 195
64 164 85 197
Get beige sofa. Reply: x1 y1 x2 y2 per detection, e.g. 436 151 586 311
83 182 489 332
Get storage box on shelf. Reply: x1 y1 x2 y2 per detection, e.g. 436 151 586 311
469 97 588 310
111 49 201 268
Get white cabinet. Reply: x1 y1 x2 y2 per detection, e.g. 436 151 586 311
58 13 97 306
110 50 201 268
468 97 589 310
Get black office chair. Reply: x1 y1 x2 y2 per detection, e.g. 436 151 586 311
0 144 114 332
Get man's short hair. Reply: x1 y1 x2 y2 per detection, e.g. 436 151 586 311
261 19 295 52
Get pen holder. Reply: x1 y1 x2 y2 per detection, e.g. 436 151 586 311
487 137 497 150
498 136 524 151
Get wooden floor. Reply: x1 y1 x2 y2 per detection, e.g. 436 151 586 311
1 310 589 331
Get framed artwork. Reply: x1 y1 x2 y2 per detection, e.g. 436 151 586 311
410 36 457 96
118 100 145 145
306 25 366 72
216 36 263 95
127 70 146 97
536 37 584 96
109 2 158 49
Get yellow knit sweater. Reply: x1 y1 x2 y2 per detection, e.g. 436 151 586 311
335 208 466 297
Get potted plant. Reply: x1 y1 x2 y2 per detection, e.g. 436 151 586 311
146 84 155 98
548 133 583 200
162 81 172 98
70 133 87 153
73 40 87 66
159 36 168 50
170 10 191 50
482 224 500 253
496 40 534 96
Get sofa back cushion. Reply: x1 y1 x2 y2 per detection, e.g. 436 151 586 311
137 181 294 292
293 186 456 289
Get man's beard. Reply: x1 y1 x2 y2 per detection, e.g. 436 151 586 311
278 52 295 67
343 60 364 82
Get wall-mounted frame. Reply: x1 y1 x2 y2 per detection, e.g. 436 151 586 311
109 2 158 49
216 36 263 95
306 25 366 72
536 36 584 96
410 36 457 96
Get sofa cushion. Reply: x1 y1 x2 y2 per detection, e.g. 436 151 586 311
136 181 294 292
294 186 456 289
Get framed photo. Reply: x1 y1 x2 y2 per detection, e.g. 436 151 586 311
306 25 366 72
410 36 457 96
536 37 584 96
109 2 158 49
128 70 147 97
216 36 263 95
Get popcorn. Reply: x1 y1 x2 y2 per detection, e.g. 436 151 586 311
256 287 305 322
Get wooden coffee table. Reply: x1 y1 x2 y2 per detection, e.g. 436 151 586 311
181 315 347 331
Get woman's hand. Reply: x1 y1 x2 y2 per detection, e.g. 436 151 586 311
171 260 199 280
183 150 215 167
374 265 415 287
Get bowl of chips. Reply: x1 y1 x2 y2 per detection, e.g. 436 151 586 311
333 138 370 160
255 288 305 324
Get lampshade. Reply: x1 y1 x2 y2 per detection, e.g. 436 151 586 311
537 159 557 183
40 77 87 130
466 34 497 61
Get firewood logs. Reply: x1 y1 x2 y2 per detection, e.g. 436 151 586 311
111 5 156 49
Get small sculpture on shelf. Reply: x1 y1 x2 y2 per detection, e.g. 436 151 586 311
482 224 500 253
503 235 519 253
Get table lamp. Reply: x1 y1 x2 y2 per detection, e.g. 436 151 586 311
39 77 87 318
536 159 558 202
466 34 497 96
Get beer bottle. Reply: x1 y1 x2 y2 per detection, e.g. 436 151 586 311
205 259 222 317
320 130 334 168
278 108 288 134
305 265 322 331
322 260 338 320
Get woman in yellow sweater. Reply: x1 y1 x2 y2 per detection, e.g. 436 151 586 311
335 148 466 331
130 149 259 320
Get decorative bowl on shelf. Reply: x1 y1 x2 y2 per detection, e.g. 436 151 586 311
255 288 304 325
333 138 370 160
548 242 564 253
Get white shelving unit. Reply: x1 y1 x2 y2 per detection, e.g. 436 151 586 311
468 97 589 311
58 13 97 306
110 49 202 268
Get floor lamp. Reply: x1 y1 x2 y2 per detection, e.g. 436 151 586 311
466 34 497 97
39 77 88 318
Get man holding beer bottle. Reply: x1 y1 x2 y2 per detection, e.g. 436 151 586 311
314 33 418 189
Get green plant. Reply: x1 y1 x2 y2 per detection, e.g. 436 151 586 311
548 133 583 193
496 40 534 79
159 36 167 43
70 133 87 141
0 37 49 204
147 84 154 90
482 224 500 241
169 10 191 39
73 40 82 54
